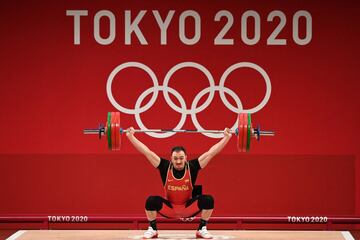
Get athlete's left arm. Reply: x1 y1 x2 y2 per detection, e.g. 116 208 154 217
198 128 232 168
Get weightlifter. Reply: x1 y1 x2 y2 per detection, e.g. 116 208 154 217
126 127 232 239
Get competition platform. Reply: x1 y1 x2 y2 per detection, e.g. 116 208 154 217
1 215 359 240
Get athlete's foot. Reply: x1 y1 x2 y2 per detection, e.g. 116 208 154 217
143 226 158 239
196 226 213 239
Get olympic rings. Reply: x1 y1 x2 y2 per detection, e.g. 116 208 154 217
106 61 271 138
190 86 243 138
106 62 159 114
163 62 215 115
219 62 271 114
135 86 188 138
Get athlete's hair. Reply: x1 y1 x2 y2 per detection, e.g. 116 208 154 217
171 146 187 155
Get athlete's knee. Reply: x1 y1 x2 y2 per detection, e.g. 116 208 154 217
197 194 214 210
145 196 163 211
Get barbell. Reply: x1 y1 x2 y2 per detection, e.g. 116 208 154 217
83 112 274 152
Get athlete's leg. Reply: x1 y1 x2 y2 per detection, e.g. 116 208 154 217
145 210 157 221
184 194 214 239
143 196 167 239
144 195 176 238
198 195 214 221
145 196 164 221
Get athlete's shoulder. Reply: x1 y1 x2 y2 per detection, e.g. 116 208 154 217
188 158 199 163
158 157 170 169
188 158 200 169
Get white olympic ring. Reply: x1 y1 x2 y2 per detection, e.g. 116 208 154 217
106 61 271 138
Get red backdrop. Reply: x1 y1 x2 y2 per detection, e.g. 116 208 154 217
0 0 359 218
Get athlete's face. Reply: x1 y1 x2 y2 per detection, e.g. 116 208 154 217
171 150 187 170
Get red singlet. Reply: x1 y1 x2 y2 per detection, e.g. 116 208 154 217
164 162 193 204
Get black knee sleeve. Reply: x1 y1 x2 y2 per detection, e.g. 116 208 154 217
145 196 163 211
197 194 214 210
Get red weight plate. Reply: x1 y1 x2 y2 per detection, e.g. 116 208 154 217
113 112 118 151
115 112 121 150
118 112 122 150
237 114 241 151
113 112 117 151
113 112 119 151
242 113 248 152
237 113 244 152
107 112 112 150
111 112 116 151
114 112 117 150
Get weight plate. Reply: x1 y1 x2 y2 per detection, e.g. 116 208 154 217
242 113 248 152
237 113 244 152
247 113 251 152
115 112 121 150
107 112 112 150
111 112 116 151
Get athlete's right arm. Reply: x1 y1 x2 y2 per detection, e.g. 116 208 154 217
126 127 161 168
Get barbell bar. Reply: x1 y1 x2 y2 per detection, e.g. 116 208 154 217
84 112 275 152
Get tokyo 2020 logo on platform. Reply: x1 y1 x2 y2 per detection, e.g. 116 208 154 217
106 62 271 138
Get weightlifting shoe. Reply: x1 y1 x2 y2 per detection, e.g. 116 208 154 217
143 226 158 239
196 226 213 239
